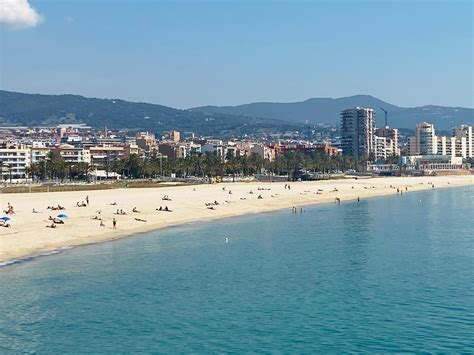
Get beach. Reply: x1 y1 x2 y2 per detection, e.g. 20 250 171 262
1 175 473 263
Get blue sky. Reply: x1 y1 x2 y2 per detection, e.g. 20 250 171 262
1 0 473 108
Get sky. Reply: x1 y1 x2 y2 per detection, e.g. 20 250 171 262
1 0 473 109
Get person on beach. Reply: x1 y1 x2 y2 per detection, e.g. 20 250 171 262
135 218 146 222
357 197 360 202
132 207 139 213
335 197 341 205
100 220 105 227
85 195 89 206
113 218 117 229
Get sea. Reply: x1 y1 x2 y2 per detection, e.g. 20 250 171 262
0 186 473 353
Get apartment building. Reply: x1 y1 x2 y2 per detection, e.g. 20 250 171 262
0 142 31 179
340 107 376 159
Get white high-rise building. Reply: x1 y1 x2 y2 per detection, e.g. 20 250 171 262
453 125 473 158
416 122 437 155
340 107 376 159
408 122 437 155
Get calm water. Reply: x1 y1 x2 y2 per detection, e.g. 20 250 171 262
1 186 473 353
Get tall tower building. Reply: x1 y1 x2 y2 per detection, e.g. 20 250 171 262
340 107 376 159
414 122 437 155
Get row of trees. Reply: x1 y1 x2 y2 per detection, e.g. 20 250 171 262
27 150 397 182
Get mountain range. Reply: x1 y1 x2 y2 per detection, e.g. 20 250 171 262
0 90 298 138
192 95 473 131
0 90 472 134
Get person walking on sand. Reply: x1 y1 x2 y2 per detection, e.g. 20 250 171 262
113 218 117 229
85 195 89 206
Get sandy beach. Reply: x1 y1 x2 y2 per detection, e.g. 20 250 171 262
1 175 472 263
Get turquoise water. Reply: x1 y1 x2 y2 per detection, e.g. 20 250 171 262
1 186 473 352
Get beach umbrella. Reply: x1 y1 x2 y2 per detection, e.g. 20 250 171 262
1 216 11 221
57 213 68 219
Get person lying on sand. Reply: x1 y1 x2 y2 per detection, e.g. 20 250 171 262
135 218 147 222
48 216 64 224
132 207 140 213
257 195 263 199
46 223 56 228
110 202 117 206
0 220 11 227
207 206 215 210
32 208 40 213
162 195 172 201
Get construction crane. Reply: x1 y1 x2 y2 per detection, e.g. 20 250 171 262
380 107 388 127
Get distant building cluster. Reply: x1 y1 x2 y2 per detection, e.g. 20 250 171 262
0 125 338 180
407 122 472 159
340 107 472 172
0 110 472 180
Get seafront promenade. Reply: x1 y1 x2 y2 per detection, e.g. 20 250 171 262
1 175 473 264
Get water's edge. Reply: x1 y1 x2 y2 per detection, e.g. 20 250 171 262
1 184 470 268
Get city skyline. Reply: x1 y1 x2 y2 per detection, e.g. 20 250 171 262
1 0 473 109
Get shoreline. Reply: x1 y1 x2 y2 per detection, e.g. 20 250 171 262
1 176 473 266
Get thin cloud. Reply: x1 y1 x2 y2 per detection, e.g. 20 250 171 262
0 0 43 30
